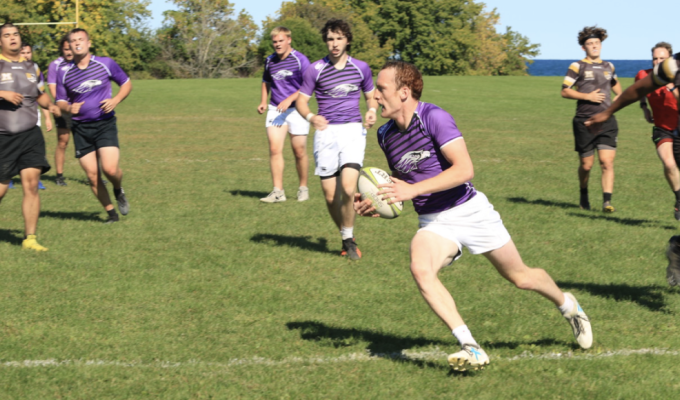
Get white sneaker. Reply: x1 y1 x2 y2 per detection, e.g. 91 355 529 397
260 188 286 203
447 343 489 371
297 186 309 202
563 292 593 349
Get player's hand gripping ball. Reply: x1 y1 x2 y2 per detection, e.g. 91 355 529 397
357 167 403 219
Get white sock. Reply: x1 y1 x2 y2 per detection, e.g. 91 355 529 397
273 187 282 192
452 325 478 346
299 186 308 190
558 293 574 315
340 226 354 240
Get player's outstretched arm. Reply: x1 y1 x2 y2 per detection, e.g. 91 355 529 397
296 93 328 131
378 139 474 204
258 82 269 114
586 75 659 127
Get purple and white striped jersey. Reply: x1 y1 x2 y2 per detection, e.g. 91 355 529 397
263 49 310 107
47 57 69 85
55 55 130 123
299 56 374 125
377 102 477 215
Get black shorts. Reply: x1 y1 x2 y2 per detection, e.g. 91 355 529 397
55 112 72 130
573 116 618 157
0 126 51 181
652 126 677 148
72 116 119 159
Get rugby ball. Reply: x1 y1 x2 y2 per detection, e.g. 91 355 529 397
357 167 403 219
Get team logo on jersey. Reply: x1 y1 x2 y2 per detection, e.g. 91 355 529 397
395 150 431 173
325 84 358 98
584 71 594 80
1 73 13 82
26 73 37 83
73 79 103 93
314 62 325 71
604 71 612 80
272 70 293 80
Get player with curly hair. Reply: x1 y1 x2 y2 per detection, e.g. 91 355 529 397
561 26 622 212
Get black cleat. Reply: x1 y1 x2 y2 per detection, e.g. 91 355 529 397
116 189 129 215
674 201 680 221
55 176 67 186
104 214 120 224
666 236 680 286
341 237 362 260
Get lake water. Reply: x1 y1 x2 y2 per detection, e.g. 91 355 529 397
528 59 652 78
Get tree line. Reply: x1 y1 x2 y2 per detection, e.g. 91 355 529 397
0 0 539 78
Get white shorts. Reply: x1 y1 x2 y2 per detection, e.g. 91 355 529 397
313 123 367 177
418 191 511 262
265 105 310 135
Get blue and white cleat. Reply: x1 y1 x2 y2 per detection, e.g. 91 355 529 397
448 343 489 371
8 180 15 189
38 181 46 190
563 292 593 349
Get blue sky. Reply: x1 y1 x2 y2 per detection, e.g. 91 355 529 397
148 0 680 60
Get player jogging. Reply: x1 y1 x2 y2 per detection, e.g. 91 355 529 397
48 35 75 187
257 26 311 203
355 61 593 371
586 51 680 287
561 26 622 212
0 23 62 251
296 19 378 260
55 28 131 223
635 42 680 219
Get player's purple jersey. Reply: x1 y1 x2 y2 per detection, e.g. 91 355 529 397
377 102 477 215
55 55 129 123
47 57 68 85
299 56 374 125
263 50 310 107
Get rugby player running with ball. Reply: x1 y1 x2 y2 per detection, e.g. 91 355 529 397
355 61 593 371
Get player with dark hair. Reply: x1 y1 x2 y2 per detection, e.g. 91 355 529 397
635 42 679 219
561 26 622 212
55 28 132 223
48 34 75 187
586 49 680 286
0 23 62 251
355 61 593 371
296 19 378 260
257 26 311 203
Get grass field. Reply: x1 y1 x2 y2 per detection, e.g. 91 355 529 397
1 76 680 398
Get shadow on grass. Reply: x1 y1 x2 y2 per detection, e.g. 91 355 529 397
566 213 676 230
251 234 334 254
229 190 268 199
507 197 580 209
557 281 672 313
0 229 23 246
483 338 576 351
41 210 102 222
286 320 449 370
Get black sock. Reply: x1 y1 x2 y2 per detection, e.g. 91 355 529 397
580 188 588 203
56 173 63 178
603 192 612 203
107 209 118 218
113 188 122 197
675 190 680 203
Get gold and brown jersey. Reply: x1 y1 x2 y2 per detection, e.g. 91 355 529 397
0 55 42 135
563 59 618 118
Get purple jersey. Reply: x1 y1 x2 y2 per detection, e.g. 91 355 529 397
377 102 477 215
47 57 68 85
55 55 129 123
299 56 374 125
263 50 310 107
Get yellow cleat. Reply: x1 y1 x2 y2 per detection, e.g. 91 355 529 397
22 235 48 252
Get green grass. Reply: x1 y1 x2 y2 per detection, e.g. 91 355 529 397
1 76 680 398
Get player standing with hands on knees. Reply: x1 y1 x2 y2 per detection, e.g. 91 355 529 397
0 23 61 251
561 26 622 212
55 28 131 223
257 27 311 203
355 61 593 371
296 19 378 260
634 42 680 219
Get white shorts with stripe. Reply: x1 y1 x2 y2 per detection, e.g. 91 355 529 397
265 105 310 135
418 191 511 262
313 122 367 177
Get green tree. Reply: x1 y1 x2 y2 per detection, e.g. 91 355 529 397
0 0 151 73
160 0 257 78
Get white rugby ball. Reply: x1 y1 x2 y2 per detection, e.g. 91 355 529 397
357 167 403 219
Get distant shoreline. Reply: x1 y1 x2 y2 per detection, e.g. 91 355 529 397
528 59 651 78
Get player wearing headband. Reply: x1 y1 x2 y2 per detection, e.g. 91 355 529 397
561 26 622 212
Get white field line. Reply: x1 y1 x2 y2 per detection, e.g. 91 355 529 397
1 348 678 369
